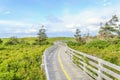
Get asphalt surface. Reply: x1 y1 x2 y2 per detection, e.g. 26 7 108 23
46 44 92 80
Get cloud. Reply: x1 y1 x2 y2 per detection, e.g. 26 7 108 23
44 5 120 36
103 0 112 6
0 20 32 26
0 1 120 38
0 20 40 37
4 11 11 15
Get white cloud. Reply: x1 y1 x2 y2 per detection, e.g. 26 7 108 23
44 5 120 36
0 3 120 37
0 20 40 37
0 20 32 26
103 0 112 6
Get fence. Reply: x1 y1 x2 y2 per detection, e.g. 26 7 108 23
66 46 120 80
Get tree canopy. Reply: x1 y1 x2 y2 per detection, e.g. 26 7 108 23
35 25 48 45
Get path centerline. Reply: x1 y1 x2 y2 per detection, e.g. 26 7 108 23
58 47 71 80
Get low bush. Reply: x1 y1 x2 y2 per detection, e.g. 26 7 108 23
5 37 19 45
67 39 120 66
85 40 110 49
0 39 3 44
67 41 82 46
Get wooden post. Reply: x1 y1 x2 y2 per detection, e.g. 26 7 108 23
98 59 102 80
83 55 87 72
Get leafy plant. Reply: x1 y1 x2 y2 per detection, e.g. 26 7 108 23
85 40 110 49
5 37 19 45
0 39 3 44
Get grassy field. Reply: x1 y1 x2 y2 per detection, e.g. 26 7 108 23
0 37 73 80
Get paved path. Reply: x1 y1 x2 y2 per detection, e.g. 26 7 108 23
46 44 93 80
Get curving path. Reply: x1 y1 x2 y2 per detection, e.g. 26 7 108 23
45 44 92 80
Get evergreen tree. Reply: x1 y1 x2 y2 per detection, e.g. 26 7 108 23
99 15 119 39
36 25 48 44
74 29 82 42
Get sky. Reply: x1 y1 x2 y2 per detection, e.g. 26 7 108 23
0 0 120 38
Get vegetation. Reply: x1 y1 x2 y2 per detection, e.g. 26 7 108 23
0 37 73 80
67 15 120 66
67 38 120 66
5 37 20 45
0 37 49 80
35 25 48 45
0 14 120 79
74 29 82 42
99 15 120 39
0 39 3 44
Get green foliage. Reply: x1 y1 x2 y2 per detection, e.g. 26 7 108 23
99 15 120 39
85 40 110 49
67 41 82 46
0 37 54 80
67 38 120 66
0 44 47 80
74 29 82 42
0 39 3 44
5 37 19 45
19 39 30 45
108 38 120 44
36 26 47 44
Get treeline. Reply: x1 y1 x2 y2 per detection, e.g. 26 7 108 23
0 25 49 46
0 26 49 80
67 15 120 66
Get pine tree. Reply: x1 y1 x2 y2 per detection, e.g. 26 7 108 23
74 29 81 42
99 15 119 39
36 25 48 44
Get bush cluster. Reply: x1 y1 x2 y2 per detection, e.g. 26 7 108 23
67 38 120 66
0 44 48 80
85 40 110 49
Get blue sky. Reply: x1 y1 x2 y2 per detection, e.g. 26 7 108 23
0 0 120 38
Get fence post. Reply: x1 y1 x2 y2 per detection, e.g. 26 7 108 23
98 59 102 80
41 55 45 71
83 55 87 72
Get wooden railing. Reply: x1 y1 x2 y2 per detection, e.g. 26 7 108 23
66 46 120 80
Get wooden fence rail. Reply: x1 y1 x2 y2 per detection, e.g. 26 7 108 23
66 46 120 80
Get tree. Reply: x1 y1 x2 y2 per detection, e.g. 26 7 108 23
99 23 115 39
99 15 118 39
74 29 82 42
107 15 120 36
36 25 48 45
0 39 3 44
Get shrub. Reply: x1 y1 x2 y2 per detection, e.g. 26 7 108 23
5 37 19 45
19 40 30 45
33 41 49 45
85 40 110 49
67 41 82 46
109 38 120 44
0 39 3 44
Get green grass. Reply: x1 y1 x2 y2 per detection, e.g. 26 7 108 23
47 37 75 43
